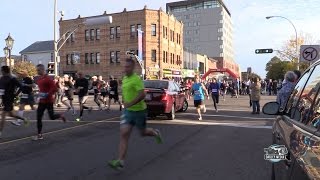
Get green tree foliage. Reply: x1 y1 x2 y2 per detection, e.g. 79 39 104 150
13 61 37 77
265 57 295 80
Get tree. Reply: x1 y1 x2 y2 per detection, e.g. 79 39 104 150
13 61 37 77
279 32 317 72
266 60 295 81
265 56 281 71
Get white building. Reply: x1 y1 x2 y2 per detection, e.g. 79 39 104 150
20 40 54 66
167 0 234 62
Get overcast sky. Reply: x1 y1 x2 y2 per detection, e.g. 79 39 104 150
1 0 319 77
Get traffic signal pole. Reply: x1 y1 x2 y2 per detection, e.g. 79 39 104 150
53 0 59 76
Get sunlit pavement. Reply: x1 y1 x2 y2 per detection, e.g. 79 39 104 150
0 95 276 180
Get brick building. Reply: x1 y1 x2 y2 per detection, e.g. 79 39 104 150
59 7 183 80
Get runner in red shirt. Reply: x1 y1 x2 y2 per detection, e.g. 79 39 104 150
33 64 66 140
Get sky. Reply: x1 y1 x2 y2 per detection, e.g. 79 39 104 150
1 0 320 78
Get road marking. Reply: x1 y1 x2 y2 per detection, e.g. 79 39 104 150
180 113 274 120
0 117 119 146
188 107 251 112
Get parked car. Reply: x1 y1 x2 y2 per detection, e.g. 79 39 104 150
144 80 188 120
263 59 320 180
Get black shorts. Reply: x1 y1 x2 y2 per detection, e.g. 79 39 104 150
62 95 73 101
109 94 119 101
101 92 107 97
194 100 203 107
3 101 14 112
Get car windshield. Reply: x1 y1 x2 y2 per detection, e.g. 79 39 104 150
144 81 169 89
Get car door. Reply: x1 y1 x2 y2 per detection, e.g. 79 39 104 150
173 82 184 110
290 64 320 180
273 67 314 180
168 81 178 108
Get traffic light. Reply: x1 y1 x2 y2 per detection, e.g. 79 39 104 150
47 62 55 75
255 49 273 54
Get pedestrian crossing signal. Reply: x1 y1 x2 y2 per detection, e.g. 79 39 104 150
47 62 55 75
255 49 273 54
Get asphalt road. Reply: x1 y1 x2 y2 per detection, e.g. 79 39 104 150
0 95 276 180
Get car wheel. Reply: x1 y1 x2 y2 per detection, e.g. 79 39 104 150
167 104 175 120
178 100 188 112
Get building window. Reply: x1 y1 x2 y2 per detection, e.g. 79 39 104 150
66 32 70 43
85 30 89 41
172 53 175 64
177 34 179 44
71 33 75 42
151 24 156 36
116 51 120 63
50 53 53 62
66 54 70 65
163 26 166 38
90 29 95 40
165 27 168 39
170 53 172 64
70 54 75 65
96 29 100 40
166 51 168 63
96 53 100 64
151 50 156 62
110 51 115 63
173 31 175 42
110 27 115 39
90 53 95 64
130 25 136 37
116 26 120 38
163 51 165 63
137 24 142 30
85 53 89 64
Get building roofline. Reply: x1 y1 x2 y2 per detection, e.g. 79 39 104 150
20 50 53 54
60 8 168 23
166 0 231 16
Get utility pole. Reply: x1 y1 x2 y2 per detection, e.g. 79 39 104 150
53 0 58 76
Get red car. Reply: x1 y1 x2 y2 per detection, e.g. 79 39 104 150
144 80 188 120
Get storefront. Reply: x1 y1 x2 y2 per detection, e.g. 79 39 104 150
147 66 160 80
163 69 182 81
182 69 195 78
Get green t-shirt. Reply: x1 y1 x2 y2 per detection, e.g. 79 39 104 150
122 73 146 111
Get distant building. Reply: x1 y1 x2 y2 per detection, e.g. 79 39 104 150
20 40 54 66
59 7 183 79
167 0 234 61
0 55 21 67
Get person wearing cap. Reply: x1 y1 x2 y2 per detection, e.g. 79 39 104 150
11 70 36 126
61 74 76 115
91 76 103 110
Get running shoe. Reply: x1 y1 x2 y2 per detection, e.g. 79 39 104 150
88 107 93 113
76 117 82 122
198 117 202 121
72 109 77 116
11 120 22 126
108 160 124 170
216 109 219 113
154 129 163 144
32 134 44 141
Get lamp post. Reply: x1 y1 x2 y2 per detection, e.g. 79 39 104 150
4 33 14 67
266 16 299 70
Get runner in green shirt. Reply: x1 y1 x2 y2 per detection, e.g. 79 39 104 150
108 58 163 170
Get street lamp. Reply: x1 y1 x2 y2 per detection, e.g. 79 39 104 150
4 33 14 66
266 16 299 70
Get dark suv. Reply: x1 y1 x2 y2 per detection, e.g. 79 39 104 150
263 60 320 180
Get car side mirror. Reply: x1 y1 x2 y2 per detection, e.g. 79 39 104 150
263 102 280 115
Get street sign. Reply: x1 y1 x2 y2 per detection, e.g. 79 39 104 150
255 49 273 54
300 45 320 62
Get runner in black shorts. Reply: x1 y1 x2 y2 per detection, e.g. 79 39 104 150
11 70 35 126
75 72 92 121
0 66 29 138
100 82 108 108
107 76 122 111
61 75 76 115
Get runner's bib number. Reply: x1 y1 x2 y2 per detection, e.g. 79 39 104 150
110 91 115 95
212 89 218 93
0 89 4 95
21 94 29 99
194 90 200 95
93 86 97 90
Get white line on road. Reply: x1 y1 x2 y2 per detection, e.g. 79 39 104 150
180 113 274 120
